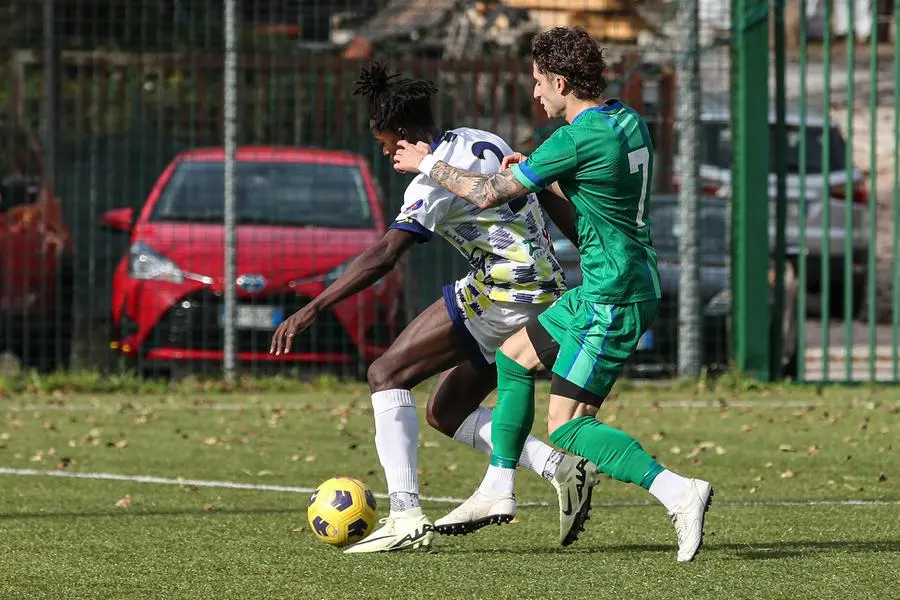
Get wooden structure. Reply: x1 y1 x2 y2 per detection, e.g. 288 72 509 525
501 0 647 42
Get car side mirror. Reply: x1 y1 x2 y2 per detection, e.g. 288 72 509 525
99 207 134 232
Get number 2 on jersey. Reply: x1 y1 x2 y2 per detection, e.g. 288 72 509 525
628 146 649 227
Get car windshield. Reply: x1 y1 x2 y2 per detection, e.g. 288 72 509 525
650 200 728 259
150 160 374 228
699 122 847 174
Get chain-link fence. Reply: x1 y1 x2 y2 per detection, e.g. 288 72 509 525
2 1 896 382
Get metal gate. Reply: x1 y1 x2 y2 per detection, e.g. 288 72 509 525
731 0 899 383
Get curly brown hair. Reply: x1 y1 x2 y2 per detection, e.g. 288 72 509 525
531 27 608 100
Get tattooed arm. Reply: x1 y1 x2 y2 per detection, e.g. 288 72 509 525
427 161 530 210
392 140 531 210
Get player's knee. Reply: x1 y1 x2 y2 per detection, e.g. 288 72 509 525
424 396 460 437
547 396 597 437
424 397 445 434
366 357 401 392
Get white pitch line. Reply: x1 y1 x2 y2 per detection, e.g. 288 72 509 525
0 467 544 507
8 399 896 413
1 468 898 508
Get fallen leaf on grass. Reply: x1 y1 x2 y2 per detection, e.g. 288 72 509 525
741 423 753 432
651 432 665 442
305 455 317 462
292 526 306 533
715 446 727 455
55 457 71 470
780 470 796 479
203 503 215 512
778 444 794 452
687 447 702 459
115 495 132 508
669 446 682 455
806 444 821 456
203 437 219 446
698 441 716 450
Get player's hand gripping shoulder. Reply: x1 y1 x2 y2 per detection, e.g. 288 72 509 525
501 152 527 170
393 140 529 210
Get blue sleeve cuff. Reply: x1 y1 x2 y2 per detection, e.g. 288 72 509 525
390 219 432 243
511 161 545 192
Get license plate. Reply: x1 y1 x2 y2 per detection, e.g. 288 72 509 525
219 306 283 330
637 330 654 350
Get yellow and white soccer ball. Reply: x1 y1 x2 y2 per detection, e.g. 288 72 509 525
307 476 378 547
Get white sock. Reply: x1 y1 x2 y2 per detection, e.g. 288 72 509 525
478 464 516 496
452 406 564 480
648 469 691 512
371 389 420 515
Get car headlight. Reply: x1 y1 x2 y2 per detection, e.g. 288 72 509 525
289 257 385 292
129 242 184 283
325 260 351 287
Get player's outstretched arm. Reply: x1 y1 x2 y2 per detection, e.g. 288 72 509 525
393 140 529 210
270 229 417 355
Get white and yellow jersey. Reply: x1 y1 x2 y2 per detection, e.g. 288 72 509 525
390 127 566 320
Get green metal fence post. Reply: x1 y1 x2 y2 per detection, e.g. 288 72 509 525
773 0 787 380
867 0 879 381
731 0 771 380
821 0 832 381
844 0 855 381
797 0 808 381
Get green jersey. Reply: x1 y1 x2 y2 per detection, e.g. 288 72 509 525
511 100 661 304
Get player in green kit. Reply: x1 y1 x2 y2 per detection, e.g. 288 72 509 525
393 26 713 561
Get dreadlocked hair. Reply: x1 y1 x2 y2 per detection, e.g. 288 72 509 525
354 61 438 142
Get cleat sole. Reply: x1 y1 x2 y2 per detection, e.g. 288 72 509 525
435 513 515 536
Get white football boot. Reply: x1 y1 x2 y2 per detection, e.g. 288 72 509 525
551 456 599 546
434 490 516 536
669 478 713 562
343 508 434 554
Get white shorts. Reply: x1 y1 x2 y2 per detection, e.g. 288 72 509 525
442 283 550 366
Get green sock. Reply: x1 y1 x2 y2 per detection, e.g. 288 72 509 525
549 415 664 489
489 350 535 469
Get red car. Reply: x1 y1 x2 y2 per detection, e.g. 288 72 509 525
1 118 75 372
99 146 405 376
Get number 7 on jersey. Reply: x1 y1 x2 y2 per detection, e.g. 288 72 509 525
628 146 649 227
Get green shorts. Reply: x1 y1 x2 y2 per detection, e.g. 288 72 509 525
533 287 659 402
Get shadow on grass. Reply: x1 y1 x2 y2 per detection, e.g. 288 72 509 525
436 540 900 559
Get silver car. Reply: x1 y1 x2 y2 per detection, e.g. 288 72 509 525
673 105 868 317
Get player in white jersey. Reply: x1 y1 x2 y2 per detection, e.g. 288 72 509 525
270 62 599 553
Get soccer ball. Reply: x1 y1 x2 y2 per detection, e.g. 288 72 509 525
307 476 378 547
